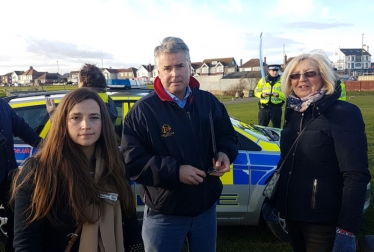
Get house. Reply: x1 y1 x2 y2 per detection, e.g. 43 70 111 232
1 72 12 85
239 58 265 72
35 73 62 85
69 71 79 83
61 73 70 83
191 62 204 76
102 68 119 80
19 66 45 85
117 67 137 79
199 57 238 76
137 64 155 82
332 45 372 76
11 71 24 85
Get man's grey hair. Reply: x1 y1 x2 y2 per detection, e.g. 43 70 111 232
154 37 191 66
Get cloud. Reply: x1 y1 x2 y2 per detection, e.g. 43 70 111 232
25 38 113 60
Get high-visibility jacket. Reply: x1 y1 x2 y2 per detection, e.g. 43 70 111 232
338 80 346 101
97 91 118 123
254 76 286 105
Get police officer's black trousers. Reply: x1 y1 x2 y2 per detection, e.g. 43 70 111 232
258 105 282 128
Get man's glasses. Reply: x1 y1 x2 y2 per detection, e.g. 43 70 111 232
289 71 320 80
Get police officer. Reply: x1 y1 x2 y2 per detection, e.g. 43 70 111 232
333 68 347 101
0 98 41 252
254 64 286 128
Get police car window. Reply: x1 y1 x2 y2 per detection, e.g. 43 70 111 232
13 105 48 144
237 132 262 151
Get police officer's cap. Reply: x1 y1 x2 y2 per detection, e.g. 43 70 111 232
268 64 280 71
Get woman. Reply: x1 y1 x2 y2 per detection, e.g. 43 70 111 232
12 88 144 251
276 53 371 252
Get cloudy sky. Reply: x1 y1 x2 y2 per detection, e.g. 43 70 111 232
1 0 373 75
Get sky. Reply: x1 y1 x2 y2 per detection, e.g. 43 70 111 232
1 0 373 75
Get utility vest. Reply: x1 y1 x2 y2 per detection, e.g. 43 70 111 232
254 76 285 105
338 81 347 101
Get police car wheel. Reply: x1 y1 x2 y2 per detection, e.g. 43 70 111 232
0 205 8 243
262 205 290 242
265 218 290 242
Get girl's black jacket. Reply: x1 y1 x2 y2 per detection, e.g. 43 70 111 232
275 86 371 234
121 76 238 217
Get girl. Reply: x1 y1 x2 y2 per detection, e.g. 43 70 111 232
12 88 143 251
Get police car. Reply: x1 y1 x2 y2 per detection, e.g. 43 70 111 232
1 88 371 243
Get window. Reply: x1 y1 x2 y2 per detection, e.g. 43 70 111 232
216 66 223 72
202 67 208 73
13 105 48 144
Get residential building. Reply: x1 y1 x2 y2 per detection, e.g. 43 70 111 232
191 62 203 76
117 67 137 79
102 68 119 80
332 45 372 76
11 71 24 84
1 72 12 84
239 58 265 72
69 71 79 83
19 66 45 85
200 57 238 76
137 64 154 82
35 73 62 85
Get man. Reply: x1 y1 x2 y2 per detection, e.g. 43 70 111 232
121 37 238 252
0 98 41 252
46 64 118 123
254 64 285 128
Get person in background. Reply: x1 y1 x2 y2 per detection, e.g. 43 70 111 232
121 36 238 252
275 52 370 252
46 63 118 123
0 98 41 252
254 64 286 128
333 68 347 101
12 88 143 251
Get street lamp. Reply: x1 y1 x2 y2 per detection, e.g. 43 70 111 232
361 33 364 75
101 58 103 69
57 61 59 73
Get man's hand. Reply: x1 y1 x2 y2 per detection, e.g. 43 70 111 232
209 152 230 177
46 98 56 114
179 165 206 185
272 92 278 97
262 92 269 98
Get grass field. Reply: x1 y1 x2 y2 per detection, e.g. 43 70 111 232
0 89 373 251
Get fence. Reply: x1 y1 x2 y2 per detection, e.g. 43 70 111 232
345 81 374 91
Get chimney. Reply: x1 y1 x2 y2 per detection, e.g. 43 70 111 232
30 66 33 69
264 57 266 64
240 59 242 66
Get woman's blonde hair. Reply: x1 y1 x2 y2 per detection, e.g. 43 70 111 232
281 53 336 97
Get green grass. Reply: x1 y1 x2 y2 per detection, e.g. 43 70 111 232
1 88 373 251
0 85 77 98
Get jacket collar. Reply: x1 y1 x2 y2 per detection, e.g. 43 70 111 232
153 76 200 101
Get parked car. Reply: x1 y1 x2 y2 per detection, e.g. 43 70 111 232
0 88 370 243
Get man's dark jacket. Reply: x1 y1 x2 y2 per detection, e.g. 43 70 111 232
121 76 238 217
275 86 371 234
0 99 41 184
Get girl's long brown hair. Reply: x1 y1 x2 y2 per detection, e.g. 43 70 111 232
11 88 134 225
